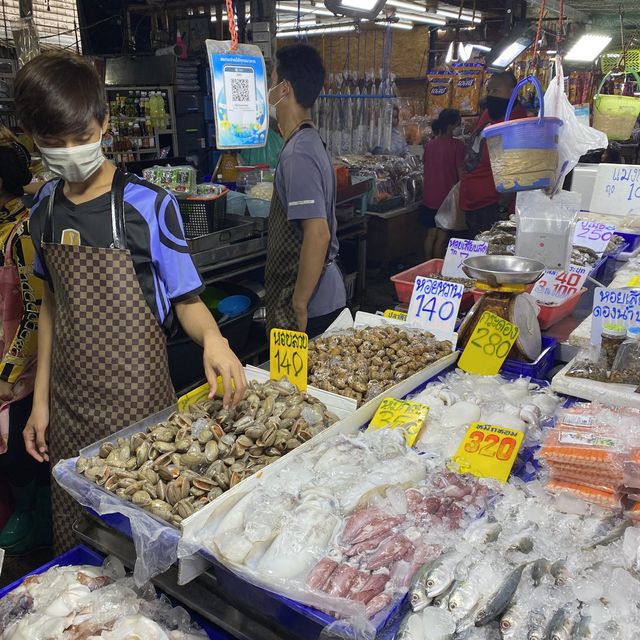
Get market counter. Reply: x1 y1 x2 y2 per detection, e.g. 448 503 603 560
365 203 424 273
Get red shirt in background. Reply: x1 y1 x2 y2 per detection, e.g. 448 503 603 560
422 137 465 210
459 105 528 212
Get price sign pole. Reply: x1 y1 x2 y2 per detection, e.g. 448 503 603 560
458 311 519 375
366 397 430 446
407 276 463 337
270 328 308 391
452 422 524 482
441 238 488 279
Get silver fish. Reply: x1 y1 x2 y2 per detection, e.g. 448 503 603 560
433 581 457 610
572 614 593 639
409 559 437 612
546 605 574 640
474 564 527 627
531 558 550 587
582 520 632 551
448 565 484 619
550 560 570 586
425 551 462 598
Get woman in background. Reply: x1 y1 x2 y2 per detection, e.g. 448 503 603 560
420 109 465 260
0 126 49 554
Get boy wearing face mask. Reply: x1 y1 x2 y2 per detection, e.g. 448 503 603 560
459 72 527 237
14 52 247 552
265 44 346 336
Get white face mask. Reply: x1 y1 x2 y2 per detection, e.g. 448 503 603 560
39 136 105 183
268 81 286 121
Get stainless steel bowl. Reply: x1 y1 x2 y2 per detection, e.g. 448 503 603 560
462 255 546 287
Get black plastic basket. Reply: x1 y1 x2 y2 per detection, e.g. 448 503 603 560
177 191 228 238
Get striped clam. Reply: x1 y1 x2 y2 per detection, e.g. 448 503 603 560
76 378 338 527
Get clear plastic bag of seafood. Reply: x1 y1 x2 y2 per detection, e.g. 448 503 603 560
566 346 609 383
53 459 181 585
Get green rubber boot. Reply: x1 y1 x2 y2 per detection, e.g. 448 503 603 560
0 480 36 549
6 485 52 556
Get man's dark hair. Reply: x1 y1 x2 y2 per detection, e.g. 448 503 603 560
14 51 107 138
275 44 325 109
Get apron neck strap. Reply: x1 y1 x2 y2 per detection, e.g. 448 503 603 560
44 168 128 250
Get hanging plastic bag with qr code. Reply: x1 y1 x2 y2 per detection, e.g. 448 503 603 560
206 37 268 149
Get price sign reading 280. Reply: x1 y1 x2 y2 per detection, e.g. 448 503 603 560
270 328 308 392
407 276 464 336
458 311 519 375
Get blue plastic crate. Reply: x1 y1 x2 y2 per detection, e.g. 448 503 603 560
500 335 558 381
593 241 629 285
0 545 230 639
616 231 640 253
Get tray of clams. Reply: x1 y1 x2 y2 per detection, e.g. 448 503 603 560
73 368 357 528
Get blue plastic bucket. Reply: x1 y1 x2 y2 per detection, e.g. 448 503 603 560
482 76 563 193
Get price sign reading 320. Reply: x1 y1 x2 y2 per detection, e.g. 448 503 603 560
270 328 308 391
407 276 463 336
452 422 524 482
458 311 519 375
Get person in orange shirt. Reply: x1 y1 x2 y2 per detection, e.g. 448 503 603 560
459 72 527 237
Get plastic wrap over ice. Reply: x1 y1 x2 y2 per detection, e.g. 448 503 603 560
53 458 179 585
179 428 492 634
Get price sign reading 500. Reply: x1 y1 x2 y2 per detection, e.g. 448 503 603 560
270 328 308 391
458 311 519 375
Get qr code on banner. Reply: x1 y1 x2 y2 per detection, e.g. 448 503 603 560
231 78 250 102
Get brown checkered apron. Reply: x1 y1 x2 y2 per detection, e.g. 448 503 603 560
43 170 176 551
265 122 326 334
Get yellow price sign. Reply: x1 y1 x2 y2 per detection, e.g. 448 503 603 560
458 311 519 376
270 328 308 392
451 422 524 483
384 309 408 322
627 276 640 287
366 397 430 446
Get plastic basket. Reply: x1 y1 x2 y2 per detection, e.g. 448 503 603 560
390 258 475 311
177 190 228 238
600 50 640 74
593 71 640 141
246 197 270 218
482 76 562 193
537 287 587 330
0 545 230 639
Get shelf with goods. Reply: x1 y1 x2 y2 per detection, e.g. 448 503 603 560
103 85 179 165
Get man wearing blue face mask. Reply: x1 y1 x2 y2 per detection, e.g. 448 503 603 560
265 44 346 336
14 51 247 552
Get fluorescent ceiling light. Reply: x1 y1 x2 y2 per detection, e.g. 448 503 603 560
446 41 471 63
385 0 427 12
393 10 446 25
324 0 386 20
384 20 414 29
277 3 334 16
565 34 612 62
470 44 491 52
276 24 356 37
435 9 481 23
492 41 528 67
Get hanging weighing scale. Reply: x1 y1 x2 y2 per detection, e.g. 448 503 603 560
458 255 546 362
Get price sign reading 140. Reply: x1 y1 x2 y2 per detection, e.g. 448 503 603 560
270 328 308 392
458 311 519 376
452 422 524 482
407 276 463 336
